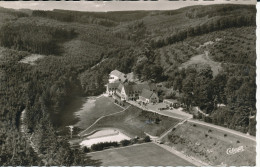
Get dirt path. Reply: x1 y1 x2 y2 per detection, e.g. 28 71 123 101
90 58 107 70
159 118 188 140
20 110 47 165
79 105 131 136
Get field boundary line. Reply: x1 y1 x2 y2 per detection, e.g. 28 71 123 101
79 105 131 136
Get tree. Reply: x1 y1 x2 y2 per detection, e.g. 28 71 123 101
120 139 131 146
144 136 151 142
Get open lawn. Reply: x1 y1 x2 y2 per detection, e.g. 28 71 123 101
163 122 256 166
88 143 195 166
82 105 180 138
75 96 123 129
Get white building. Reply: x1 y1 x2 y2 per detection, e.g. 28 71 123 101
109 70 127 83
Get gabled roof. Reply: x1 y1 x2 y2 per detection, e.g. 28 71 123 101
126 72 136 82
148 83 157 91
110 70 127 82
110 70 125 77
123 84 150 95
140 89 155 99
107 82 120 89
117 83 124 92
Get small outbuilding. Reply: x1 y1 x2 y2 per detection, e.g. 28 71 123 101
163 99 180 108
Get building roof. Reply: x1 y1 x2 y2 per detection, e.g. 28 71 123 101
117 83 124 92
163 99 179 103
110 70 125 77
123 84 150 95
107 82 120 89
148 83 157 91
126 72 136 82
110 70 127 82
140 89 155 99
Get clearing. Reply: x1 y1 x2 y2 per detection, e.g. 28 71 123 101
81 105 180 138
74 96 123 129
19 54 45 65
163 122 256 166
180 51 222 77
88 142 195 166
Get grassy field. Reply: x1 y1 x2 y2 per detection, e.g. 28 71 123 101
82 105 180 138
163 122 256 166
75 96 123 129
88 143 194 166
180 51 222 77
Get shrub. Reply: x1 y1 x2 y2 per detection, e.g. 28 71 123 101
120 139 131 146
144 135 151 142
83 146 91 153
224 134 227 137
91 141 119 151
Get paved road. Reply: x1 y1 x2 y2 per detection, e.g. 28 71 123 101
129 102 256 142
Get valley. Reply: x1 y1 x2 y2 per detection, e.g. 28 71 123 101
0 3 256 166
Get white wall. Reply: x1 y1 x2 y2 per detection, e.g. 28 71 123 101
109 74 119 83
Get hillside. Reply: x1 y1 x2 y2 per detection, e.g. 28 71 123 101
0 4 256 165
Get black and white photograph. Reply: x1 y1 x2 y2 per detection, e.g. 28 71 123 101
0 0 257 166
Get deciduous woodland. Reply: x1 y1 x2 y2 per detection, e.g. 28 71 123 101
0 4 256 165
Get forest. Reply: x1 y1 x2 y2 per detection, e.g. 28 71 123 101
0 4 256 165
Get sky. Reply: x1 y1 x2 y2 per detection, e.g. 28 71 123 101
0 0 256 12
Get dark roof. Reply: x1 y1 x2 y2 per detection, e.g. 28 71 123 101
148 83 157 91
124 84 150 95
140 89 155 99
107 82 120 89
117 83 124 92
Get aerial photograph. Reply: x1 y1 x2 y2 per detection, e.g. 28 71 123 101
0 0 257 166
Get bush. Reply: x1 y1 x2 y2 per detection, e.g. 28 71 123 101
91 141 119 151
120 139 131 146
224 134 227 137
83 146 91 153
144 135 151 142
